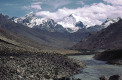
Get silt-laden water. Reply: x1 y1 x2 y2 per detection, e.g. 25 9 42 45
69 55 122 80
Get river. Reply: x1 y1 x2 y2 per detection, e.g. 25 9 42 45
69 55 122 80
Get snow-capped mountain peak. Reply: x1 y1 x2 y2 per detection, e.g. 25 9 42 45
10 12 68 32
62 14 77 24
10 12 87 33
25 12 35 18
57 14 86 32
11 12 122 33
69 14 75 17
102 17 121 28
12 12 45 28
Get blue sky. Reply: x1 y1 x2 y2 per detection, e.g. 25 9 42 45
0 0 103 17
0 0 122 26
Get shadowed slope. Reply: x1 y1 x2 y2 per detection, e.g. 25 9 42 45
73 20 122 50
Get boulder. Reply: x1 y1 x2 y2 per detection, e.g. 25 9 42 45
109 75 122 80
99 76 108 80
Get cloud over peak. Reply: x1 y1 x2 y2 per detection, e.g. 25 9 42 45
35 0 122 26
21 0 122 27
31 2 42 10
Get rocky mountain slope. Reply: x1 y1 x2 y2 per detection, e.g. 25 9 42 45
102 17 121 28
86 17 121 32
0 25 53 52
73 19 122 50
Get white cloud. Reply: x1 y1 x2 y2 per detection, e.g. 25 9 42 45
23 2 42 11
31 4 42 10
23 0 70 11
104 0 122 5
36 1 122 27
31 0 71 9
36 7 70 20
36 6 103 26
47 0 71 9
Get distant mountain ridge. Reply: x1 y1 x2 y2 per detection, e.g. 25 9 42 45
10 12 87 33
10 12 70 32
0 13 90 48
9 12 106 33
102 17 121 28
10 12 68 33
10 12 122 33
73 19 122 50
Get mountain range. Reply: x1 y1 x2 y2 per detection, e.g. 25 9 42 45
73 19 122 50
10 12 121 33
1 12 122 50
10 12 87 33
0 13 90 49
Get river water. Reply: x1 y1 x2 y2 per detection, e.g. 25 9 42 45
69 55 122 80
